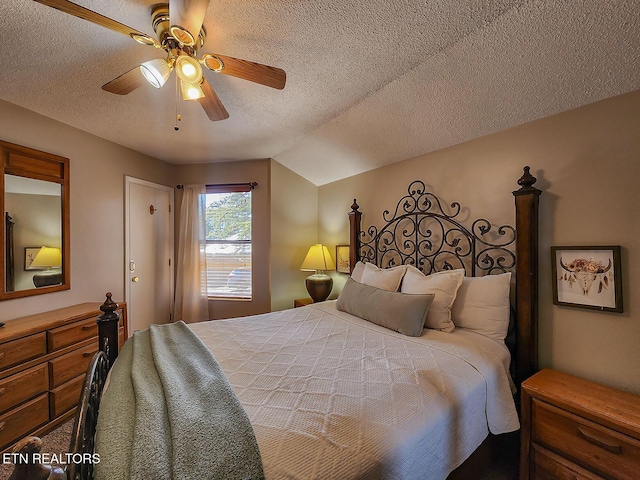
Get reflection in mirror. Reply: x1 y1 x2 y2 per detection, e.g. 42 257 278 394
1 139 69 301
4 175 62 292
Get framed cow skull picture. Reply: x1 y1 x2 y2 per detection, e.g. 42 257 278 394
551 245 623 312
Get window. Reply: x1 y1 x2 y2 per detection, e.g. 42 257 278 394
204 187 252 299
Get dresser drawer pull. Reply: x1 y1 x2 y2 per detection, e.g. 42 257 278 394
0 387 4 396
82 325 94 331
0 422 5 431
83 351 96 357
577 427 622 453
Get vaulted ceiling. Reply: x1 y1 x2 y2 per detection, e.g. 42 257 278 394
1 1 639 185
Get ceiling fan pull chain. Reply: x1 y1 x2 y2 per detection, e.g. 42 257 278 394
174 74 181 131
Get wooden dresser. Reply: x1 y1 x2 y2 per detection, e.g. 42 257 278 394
0 302 127 452
520 368 640 480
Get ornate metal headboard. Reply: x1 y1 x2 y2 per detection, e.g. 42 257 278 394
354 180 516 276
348 166 541 388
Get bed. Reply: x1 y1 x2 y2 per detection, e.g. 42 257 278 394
9 166 541 480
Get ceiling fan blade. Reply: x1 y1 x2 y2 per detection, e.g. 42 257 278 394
33 0 158 46
169 0 210 46
102 67 146 95
198 79 229 121
203 53 286 90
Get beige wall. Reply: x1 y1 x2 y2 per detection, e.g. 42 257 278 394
318 90 640 394
0 100 175 322
270 160 319 311
175 160 271 319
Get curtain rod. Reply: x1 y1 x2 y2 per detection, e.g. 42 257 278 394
176 182 258 190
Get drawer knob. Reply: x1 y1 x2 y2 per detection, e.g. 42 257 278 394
82 325 94 331
577 426 622 454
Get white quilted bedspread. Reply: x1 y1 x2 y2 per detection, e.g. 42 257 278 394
188 301 519 480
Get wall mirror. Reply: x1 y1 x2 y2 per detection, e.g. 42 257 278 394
1 140 70 300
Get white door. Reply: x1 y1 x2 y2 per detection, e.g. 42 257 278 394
125 177 174 334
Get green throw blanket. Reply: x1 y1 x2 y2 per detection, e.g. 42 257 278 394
94 321 264 480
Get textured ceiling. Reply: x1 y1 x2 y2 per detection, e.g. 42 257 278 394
1 1 639 185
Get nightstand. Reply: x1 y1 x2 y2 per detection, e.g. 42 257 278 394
520 368 640 480
294 298 313 308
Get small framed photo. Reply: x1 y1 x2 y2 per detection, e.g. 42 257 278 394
25 247 43 271
551 246 622 312
335 245 350 274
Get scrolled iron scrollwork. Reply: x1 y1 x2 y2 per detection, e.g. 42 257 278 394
359 180 516 276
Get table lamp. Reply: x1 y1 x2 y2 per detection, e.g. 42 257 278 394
31 246 63 287
300 244 335 302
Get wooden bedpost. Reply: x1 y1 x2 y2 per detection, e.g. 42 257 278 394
512 167 542 386
97 292 120 368
348 199 362 273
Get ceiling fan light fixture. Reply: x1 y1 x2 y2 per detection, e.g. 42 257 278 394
180 79 205 100
140 58 172 88
175 55 203 84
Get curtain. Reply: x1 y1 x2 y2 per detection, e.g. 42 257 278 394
174 184 209 323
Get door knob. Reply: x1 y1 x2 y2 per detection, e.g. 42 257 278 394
132 277 139 282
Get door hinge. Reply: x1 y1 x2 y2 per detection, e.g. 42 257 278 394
169 258 171 266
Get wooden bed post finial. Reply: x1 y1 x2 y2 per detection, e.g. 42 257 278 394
348 199 362 274
513 166 542 386
97 292 120 368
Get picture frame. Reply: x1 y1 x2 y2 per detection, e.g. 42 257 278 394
24 247 43 271
335 245 350 274
551 245 622 312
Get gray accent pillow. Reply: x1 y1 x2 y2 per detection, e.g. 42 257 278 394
336 277 435 336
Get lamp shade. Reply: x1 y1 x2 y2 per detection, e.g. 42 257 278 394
300 244 335 272
140 58 172 88
30 246 62 268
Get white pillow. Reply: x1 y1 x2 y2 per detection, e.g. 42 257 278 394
359 262 407 292
400 266 464 332
451 272 512 341
350 261 366 283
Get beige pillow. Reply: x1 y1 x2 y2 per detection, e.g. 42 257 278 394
337 277 435 336
400 267 464 332
451 273 512 341
360 262 407 291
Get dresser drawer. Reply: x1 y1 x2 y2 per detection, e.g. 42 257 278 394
47 317 98 352
532 444 603 480
49 342 98 388
533 398 640 479
0 363 48 414
0 333 47 371
49 374 85 419
0 393 49 450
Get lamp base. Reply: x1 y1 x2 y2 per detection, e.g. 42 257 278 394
33 270 63 288
305 273 333 303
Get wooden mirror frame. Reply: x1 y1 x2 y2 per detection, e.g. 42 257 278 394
0 140 70 300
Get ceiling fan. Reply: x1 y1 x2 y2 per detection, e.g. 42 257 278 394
33 0 287 122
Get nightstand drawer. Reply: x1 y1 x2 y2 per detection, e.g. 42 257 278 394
0 363 48 414
533 398 640 479
532 444 603 480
